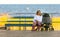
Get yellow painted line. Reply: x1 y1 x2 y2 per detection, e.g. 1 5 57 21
9 18 33 21
6 22 33 24
8 19 19 21
6 22 19 24
20 22 33 24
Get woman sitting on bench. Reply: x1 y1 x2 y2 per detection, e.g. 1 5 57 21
32 10 42 31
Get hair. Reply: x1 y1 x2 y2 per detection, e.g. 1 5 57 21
36 10 41 15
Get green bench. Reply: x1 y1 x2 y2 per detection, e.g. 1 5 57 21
5 16 33 30
5 24 32 27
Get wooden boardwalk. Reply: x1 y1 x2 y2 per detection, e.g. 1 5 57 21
0 30 60 37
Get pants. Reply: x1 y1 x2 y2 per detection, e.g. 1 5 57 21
32 20 42 31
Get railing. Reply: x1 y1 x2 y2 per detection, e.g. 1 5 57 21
0 13 60 30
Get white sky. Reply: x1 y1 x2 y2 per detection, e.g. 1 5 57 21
0 0 60 4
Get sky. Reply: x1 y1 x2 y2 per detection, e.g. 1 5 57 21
0 4 60 17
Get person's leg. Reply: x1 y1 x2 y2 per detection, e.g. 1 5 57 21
37 22 41 31
32 21 36 31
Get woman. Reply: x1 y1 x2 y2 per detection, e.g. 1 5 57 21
32 10 42 31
